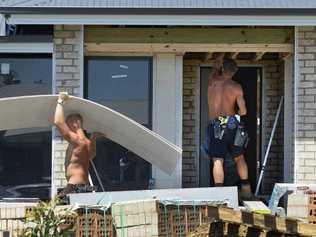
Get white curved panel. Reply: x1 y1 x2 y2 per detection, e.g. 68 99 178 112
0 95 182 175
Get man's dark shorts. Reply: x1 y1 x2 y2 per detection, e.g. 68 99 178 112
203 116 244 159
57 184 97 203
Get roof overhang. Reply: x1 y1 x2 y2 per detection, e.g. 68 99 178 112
2 7 316 15
3 7 316 26
4 13 316 26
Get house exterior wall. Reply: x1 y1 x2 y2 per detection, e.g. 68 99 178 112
182 60 199 187
295 26 316 183
51 26 183 193
181 59 285 194
261 62 284 193
52 25 83 195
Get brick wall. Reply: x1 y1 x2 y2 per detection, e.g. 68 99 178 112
181 59 285 193
261 62 284 194
296 26 316 183
182 60 199 187
52 25 83 193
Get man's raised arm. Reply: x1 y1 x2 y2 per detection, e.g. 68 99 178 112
209 52 225 83
54 92 74 142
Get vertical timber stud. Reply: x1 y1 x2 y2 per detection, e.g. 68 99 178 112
284 55 294 183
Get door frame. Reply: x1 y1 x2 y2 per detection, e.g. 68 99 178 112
197 64 263 186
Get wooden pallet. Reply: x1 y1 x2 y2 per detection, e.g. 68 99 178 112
194 206 316 237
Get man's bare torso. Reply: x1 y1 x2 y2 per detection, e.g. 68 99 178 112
65 137 94 185
208 76 241 119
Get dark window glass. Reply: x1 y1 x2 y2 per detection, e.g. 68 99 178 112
86 57 152 191
0 54 52 200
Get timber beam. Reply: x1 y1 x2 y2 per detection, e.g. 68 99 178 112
85 27 294 45
85 27 294 54
85 43 293 54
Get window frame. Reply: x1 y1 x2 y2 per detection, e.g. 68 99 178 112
0 43 53 200
84 56 153 129
84 56 154 189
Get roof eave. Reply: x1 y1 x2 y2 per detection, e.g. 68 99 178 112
2 7 316 16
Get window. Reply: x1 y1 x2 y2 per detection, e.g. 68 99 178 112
0 54 52 200
85 57 152 191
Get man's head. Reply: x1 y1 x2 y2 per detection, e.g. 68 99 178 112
66 113 83 132
222 58 238 78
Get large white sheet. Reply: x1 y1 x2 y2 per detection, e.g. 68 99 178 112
0 95 182 175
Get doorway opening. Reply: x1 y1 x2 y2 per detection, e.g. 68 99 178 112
199 66 262 191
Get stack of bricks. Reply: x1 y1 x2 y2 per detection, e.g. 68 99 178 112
111 199 210 237
182 59 199 188
112 200 160 236
53 25 83 192
0 203 37 237
296 26 316 184
261 62 285 194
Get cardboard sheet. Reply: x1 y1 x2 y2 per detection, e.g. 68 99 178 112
0 95 182 175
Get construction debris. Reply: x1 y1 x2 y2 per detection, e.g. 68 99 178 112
242 201 271 214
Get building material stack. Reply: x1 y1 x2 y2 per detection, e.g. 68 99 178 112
0 203 37 237
111 199 211 237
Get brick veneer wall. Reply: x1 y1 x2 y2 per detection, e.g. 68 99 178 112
52 25 83 193
182 60 199 187
261 62 284 194
181 59 285 193
296 26 316 183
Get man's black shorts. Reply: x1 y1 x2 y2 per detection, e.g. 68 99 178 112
203 120 244 159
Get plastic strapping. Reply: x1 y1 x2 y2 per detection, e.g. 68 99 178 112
176 201 182 237
119 205 125 237
103 208 107 237
85 206 88 237
164 204 169 237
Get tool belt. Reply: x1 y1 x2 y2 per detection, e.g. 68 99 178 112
234 125 249 148
211 116 249 148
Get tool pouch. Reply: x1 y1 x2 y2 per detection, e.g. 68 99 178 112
213 122 225 140
234 126 249 148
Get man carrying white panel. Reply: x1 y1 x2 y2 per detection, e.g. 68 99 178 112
54 92 105 200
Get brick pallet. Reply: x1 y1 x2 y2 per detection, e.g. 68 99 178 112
65 208 113 237
308 194 316 224
112 200 213 237
0 203 36 237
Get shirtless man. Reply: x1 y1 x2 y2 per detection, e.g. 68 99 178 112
54 92 105 198
206 53 252 198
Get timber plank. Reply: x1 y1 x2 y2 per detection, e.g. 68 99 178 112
85 27 294 45
85 43 294 53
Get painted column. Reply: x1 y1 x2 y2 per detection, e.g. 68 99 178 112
152 53 183 188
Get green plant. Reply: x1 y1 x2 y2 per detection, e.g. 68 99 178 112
21 198 76 237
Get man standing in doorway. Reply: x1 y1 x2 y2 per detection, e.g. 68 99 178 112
54 92 105 200
206 53 253 199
